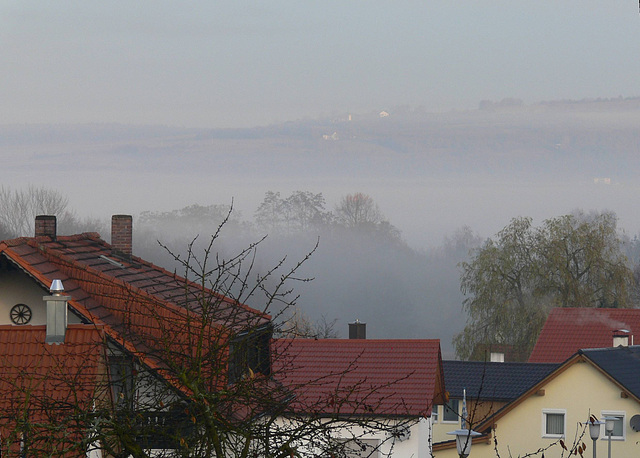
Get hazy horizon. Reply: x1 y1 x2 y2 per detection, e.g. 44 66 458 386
2 1 639 128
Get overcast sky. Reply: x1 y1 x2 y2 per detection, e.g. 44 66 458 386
2 1 638 128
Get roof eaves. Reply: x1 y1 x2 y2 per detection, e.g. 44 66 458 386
433 431 492 451
579 348 640 404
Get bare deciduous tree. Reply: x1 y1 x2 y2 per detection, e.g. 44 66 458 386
335 193 383 229
0 186 69 237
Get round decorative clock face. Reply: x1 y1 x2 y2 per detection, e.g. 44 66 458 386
10 303 32 325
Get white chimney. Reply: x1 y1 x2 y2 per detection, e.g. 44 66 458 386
43 280 70 344
490 352 505 363
613 329 630 348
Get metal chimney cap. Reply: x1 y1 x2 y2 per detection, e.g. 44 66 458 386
50 279 64 293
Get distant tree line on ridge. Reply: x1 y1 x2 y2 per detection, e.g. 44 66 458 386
2 186 640 360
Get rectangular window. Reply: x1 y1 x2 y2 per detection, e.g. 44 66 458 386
542 409 566 438
432 405 439 423
601 412 625 440
443 399 459 423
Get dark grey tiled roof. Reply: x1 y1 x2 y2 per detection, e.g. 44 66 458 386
580 346 640 400
443 360 558 401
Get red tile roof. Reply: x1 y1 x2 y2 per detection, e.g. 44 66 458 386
528 307 640 363
271 339 445 417
0 233 270 379
0 324 107 456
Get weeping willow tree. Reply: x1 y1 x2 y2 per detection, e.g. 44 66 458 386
454 211 634 361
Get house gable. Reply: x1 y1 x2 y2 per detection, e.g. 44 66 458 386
0 259 84 327
435 351 640 457
483 357 640 457
433 360 557 444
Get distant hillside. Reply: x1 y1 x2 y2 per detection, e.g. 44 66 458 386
2 97 639 182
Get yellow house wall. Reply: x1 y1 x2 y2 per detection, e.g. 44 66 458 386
435 360 640 458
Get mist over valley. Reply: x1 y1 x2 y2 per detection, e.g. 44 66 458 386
3 99 640 356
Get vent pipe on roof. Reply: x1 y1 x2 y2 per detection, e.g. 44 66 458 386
349 320 366 339
35 215 57 239
44 279 70 344
613 329 630 347
111 215 133 259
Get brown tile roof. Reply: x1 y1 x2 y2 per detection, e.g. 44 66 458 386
528 307 640 363
271 339 445 417
0 324 107 456
0 233 270 376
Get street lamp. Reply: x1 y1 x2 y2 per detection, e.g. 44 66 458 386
603 416 617 458
587 418 603 458
447 429 481 458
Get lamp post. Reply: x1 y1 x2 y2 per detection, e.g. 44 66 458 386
587 418 603 458
447 429 481 458
603 416 616 458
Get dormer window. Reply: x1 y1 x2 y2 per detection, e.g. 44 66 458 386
229 325 272 384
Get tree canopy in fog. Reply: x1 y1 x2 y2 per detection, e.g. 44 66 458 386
454 211 634 361
126 190 472 350
254 191 331 235
335 192 383 229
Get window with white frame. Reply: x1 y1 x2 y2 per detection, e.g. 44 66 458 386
432 405 439 423
600 411 626 441
542 409 566 438
443 399 459 423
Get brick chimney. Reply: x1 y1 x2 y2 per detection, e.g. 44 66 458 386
35 215 57 238
111 215 132 258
